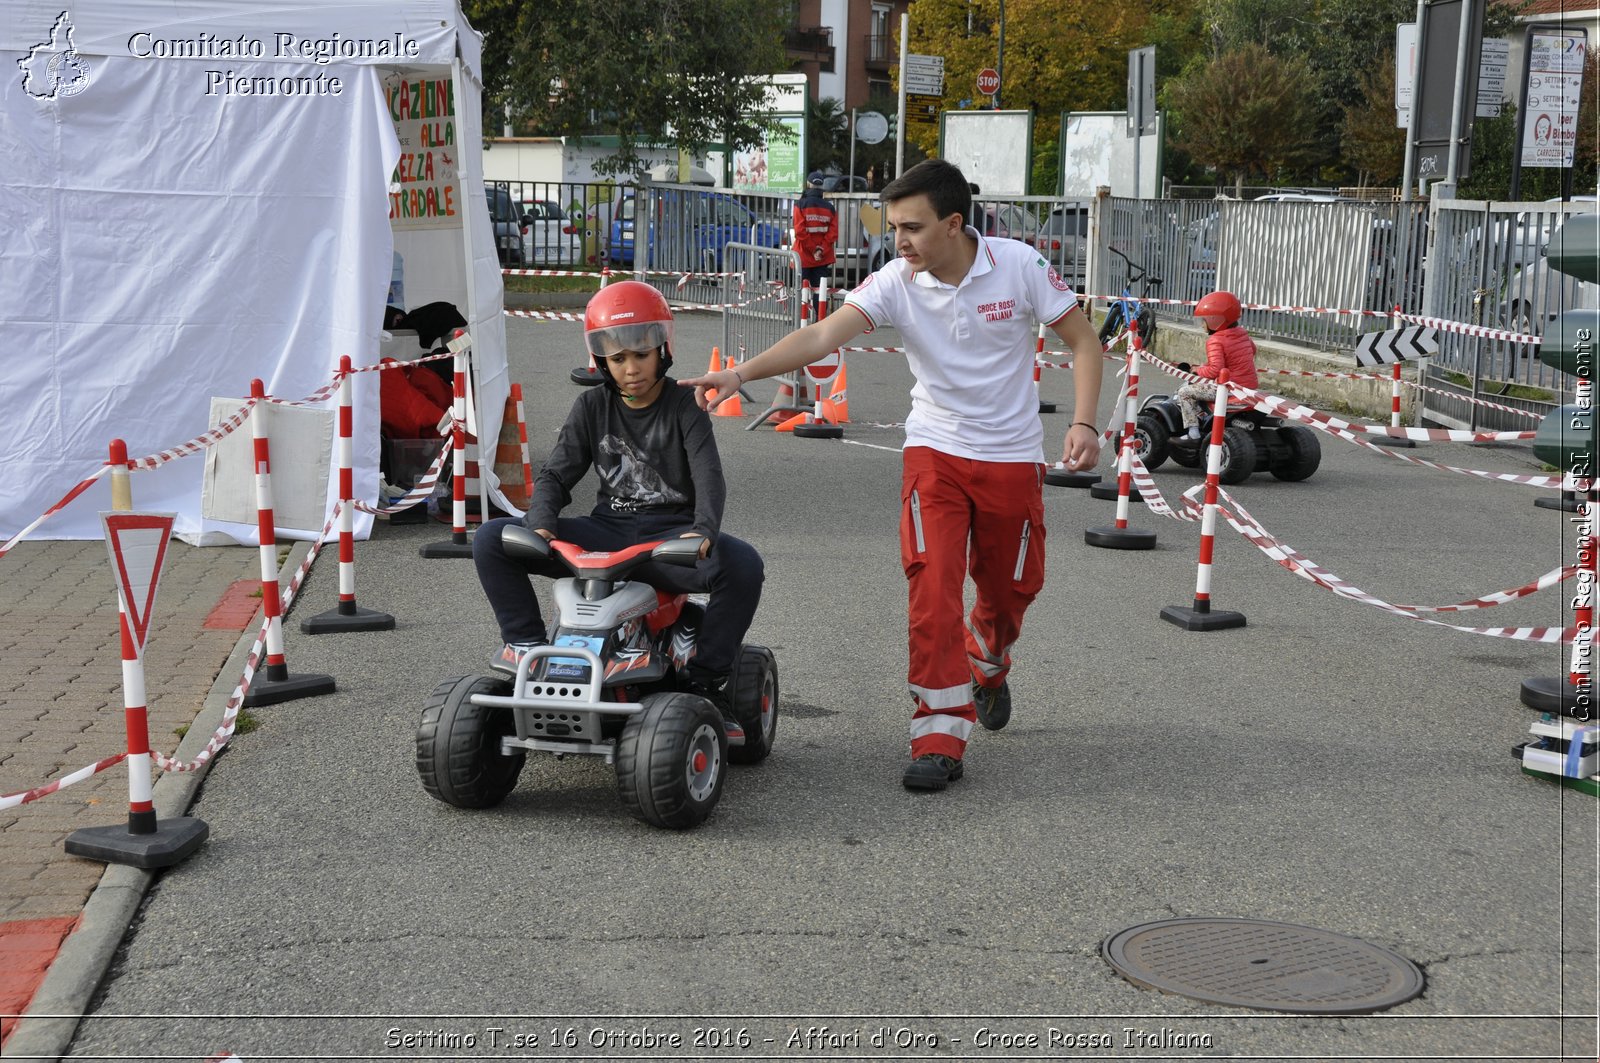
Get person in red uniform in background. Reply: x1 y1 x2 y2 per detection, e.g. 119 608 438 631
793 171 838 316
1176 290 1258 439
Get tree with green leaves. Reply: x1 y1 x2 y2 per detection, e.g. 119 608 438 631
806 95 849 175
462 0 789 175
1340 50 1404 187
1166 42 1324 194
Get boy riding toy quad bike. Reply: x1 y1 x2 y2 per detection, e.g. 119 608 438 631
1130 392 1322 485
416 529 779 831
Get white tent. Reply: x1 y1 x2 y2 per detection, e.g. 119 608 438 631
1 0 508 544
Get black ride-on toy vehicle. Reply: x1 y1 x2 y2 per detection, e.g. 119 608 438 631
416 527 778 829
1130 392 1322 485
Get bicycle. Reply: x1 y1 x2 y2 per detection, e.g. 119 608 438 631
1097 245 1161 351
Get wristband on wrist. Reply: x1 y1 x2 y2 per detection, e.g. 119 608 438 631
732 367 744 386
1071 421 1096 433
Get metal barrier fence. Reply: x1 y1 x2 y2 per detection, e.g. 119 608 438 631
721 242 801 366
1093 196 1427 352
481 178 623 269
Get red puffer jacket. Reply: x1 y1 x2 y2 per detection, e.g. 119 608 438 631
1196 325 1258 390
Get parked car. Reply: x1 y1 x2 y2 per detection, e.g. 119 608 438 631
484 185 528 268
821 174 869 194
974 202 1041 244
517 198 583 266
607 189 783 272
1032 204 1090 290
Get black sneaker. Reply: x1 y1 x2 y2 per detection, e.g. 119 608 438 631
686 671 735 716
972 679 1012 731
902 753 964 791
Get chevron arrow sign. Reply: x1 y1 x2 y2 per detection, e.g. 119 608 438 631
1355 325 1439 367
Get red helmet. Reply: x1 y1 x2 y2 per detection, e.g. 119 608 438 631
1194 290 1241 331
583 280 675 387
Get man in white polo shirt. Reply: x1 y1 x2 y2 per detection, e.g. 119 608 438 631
682 159 1103 792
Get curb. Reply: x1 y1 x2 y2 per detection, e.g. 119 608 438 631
5 541 314 1063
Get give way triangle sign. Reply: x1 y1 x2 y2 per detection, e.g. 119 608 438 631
101 512 175 656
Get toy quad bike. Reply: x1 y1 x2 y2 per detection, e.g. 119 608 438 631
415 526 778 830
1129 390 1322 485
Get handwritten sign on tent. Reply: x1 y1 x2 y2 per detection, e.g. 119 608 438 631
386 73 459 230
101 512 175 656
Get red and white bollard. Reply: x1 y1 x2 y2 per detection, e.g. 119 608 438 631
1522 488 1597 715
241 379 336 706
1161 371 1247 631
303 356 395 634
65 510 210 867
1086 337 1156 550
794 279 844 440
1034 323 1056 414
422 332 476 558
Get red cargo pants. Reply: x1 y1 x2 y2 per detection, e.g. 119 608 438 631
900 446 1046 759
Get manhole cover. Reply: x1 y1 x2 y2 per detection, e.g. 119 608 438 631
1102 918 1425 1014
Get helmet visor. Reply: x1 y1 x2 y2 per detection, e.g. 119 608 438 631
585 320 672 361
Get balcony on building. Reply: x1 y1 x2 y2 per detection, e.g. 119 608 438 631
864 33 896 71
785 25 835 66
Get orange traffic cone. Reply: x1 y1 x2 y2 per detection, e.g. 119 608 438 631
714 354 744 417
493 392 529 509
824 363 849 423
774 413 805 433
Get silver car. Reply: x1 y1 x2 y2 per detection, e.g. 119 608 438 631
518 198 583 266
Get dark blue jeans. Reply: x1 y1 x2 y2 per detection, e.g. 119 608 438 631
473 513 764 680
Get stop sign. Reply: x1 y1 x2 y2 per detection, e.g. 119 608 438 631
977 68 1000 96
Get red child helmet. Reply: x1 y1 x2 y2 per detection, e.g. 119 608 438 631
1194 290 1242 331
582 280 675 389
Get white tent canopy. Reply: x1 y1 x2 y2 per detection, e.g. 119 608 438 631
1 0 507 544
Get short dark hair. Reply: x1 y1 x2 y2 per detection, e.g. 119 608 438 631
882 159 971 228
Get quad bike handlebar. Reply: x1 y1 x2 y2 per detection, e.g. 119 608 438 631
502 524 705 581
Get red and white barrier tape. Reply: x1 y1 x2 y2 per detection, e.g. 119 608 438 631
354 436 451 515
1399 311 1542 347
0 752 128 810
1405 379 1550 421
153 505 335 774
501 268 606 279
0 463 113 560
1234 386 1579 489
126 399 257 471
1194 486 1578 642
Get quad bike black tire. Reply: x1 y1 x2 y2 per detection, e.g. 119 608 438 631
1169 439 1204 468
1218 424 1259 485
416 675 524 809
728 645 779 765
1271 424 1322 482
1132 413 1170 470
616 691 726 829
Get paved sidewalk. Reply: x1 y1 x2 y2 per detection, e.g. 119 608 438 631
0 538 261 1045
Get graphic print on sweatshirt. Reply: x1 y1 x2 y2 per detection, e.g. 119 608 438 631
598 434 687 509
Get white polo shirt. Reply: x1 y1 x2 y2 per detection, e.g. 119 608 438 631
843 228 1079 463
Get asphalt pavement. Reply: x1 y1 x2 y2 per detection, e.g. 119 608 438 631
10 309 1598 1062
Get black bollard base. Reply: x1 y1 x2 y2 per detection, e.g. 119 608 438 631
1085 525 1157 550
242 670 336 707
1385 436 1417 449
1089 479 1132 501
1534 492 1587 513
570 366 604 386
1044 467 1099 488
65 816 209 868
301 603 396 634
1160 604 1247 631
1038 400 1057 414
792 421 844 439
420 534 473 559
1520 675 1597 717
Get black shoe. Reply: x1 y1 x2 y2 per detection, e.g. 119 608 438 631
902 753 964 791
686 670 735 719
972 679 1012 731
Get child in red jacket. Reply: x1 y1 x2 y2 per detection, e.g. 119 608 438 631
1177 290 1258 438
